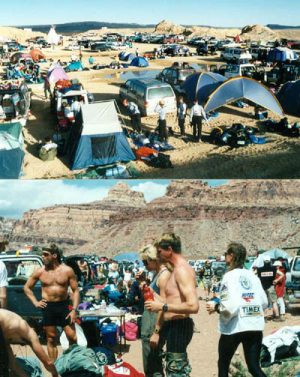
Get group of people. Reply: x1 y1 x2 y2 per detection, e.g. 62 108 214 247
122 97 208 143
0 237 290 377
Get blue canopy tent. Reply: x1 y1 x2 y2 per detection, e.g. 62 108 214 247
0 122 24 179
69 100 135 170
183 72 226 105
204 77 284 116
113 252 143 267
277 80 300 117
130 57 149 67
65 61 84 72
118 51 128 61
124 53 137 62
252 249 290 268
267 47 298 63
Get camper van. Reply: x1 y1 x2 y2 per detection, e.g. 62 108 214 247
119 79 177 116
0 82 31 119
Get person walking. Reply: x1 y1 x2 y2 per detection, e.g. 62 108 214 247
155 100 168 143
24 244 79 361
139 244 171 377
177 96 187 136
207 243 268 377
145 233 199 376
273 260 286 321
189 99 208 142
0 309 59 377
202 260 213 301
122 99 142 133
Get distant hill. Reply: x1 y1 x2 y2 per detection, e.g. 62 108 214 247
14 21 156 34
267 24 300 30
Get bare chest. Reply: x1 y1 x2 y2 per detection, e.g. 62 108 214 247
165 272 179 297
40 268 68 287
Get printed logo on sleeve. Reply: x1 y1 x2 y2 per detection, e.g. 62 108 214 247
240 305 262 317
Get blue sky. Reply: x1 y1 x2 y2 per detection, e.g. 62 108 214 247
1 0 299 27
0 180 227 219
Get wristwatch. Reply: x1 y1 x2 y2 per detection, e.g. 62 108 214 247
154 327 160 334
162 303 169 312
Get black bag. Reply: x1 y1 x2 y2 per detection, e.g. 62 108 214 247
148 152 173 168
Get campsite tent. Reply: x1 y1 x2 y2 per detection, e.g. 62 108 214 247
267 47 298 63
29 49 46 62
47 65 68 84
47 26 60 45
130 57 149 67
68 100 135 170
183 72 226 105
10 52 31 64
204 77 284 116
277 80 300 117
252 249 290 268
66 61 84 72
0 122 24 179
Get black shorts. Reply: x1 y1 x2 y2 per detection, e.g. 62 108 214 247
42 300 71 327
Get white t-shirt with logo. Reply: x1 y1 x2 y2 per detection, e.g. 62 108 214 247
0 261 8 287
219 268 268 335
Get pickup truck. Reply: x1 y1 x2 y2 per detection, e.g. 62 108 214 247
286 255 300 304
0 253 43 319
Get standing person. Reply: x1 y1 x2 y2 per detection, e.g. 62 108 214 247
139 244 171 377
24 244 79 361
0 260 8 309
88 55 95 66
145 233 199 377
202 260 213 301
273 260 286 321
122 99 142 133
189 99 208 142
177 96 187 136
256 256 279 320
43 75 51 100
206 243 268 377
155 100 168 143
0 309 60 377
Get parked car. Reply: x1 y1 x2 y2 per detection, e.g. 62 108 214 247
0 253 43 319
90 42 111 52
196 42 217 56
286 255 300 305
163 44 190 57
119 78 177 116
215 63 265 80
157 63 196 94
0 81 31 119
221 47 252 63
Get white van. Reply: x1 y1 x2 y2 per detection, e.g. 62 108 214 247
119 78 177 116
221 47 252 63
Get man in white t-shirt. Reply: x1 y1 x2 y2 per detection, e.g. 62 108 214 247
0 260 8 308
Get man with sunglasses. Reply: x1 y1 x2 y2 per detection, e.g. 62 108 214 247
24 244 80 361
145 233 199 377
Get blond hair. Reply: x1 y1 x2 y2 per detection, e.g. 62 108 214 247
139 244 157 261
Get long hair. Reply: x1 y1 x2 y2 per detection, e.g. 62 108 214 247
227 242 247 270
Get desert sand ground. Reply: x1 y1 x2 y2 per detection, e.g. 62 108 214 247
12 286 300 376
2 37 300 179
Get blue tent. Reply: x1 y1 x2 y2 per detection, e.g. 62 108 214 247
124 53 136 62
118 51 128 61
113 252 142 264
66 61 84 72
277 80 300 117
0 122 24 179
183 72 226 105
130 57 149 67
204 77 284 116
69 100 135 170
267 47 298 63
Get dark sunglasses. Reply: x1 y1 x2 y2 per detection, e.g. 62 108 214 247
142 259 149 266
42 252 51 257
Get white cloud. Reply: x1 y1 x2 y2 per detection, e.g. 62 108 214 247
131 182 168 202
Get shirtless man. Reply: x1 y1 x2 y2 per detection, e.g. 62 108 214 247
145 233 199 377
24 244 79 361
0 309 59 377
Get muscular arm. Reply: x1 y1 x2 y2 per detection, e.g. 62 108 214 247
23 269 42 307
0 287 7 308
68 268 80 309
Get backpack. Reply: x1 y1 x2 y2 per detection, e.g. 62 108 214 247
148 152 173 168
121 320 138 341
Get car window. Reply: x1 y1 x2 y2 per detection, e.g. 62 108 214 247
294 258 300 271
148 86 174 99
4 259 41 280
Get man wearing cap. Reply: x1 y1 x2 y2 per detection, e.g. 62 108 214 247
256 256 279 320
155 100 168 142
24 244 80 361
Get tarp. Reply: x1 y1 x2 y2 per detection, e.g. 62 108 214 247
0 122 24 179
47 26 60 45
277 80 300 117
66 61 84 72
183 72 226 105
47 65 68 84
267 47 298 63
29 49 46 62
69 100 135 170
252 249 290 268
113 252 143 266
204 77 284 116
130 57 149 67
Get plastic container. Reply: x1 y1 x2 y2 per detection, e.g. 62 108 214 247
101 323 118 346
